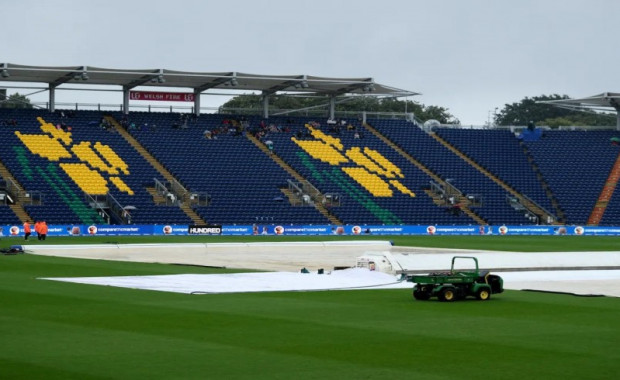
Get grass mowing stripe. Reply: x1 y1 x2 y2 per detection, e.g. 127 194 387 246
4 234 620 252
2 282 618 379
1 237 619 379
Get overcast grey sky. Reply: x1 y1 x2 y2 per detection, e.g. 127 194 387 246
4 0 619 125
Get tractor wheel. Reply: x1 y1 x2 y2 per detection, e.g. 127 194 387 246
439 287 457 302
476 288 491 301
413 289 431 301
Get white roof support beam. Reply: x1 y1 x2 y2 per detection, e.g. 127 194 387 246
262 75 306 97
193 72 236 93
0 63 9 78
49 66 88 87
123 69 163 90
324 79 375 98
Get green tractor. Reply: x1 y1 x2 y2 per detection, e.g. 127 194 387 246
406 256 503 302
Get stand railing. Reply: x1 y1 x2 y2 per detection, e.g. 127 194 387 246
153 178 178 205
84 193 112 224
506 194 555 225
105 193 128 224
1 178 44 205
153 177 210 206
286 179 341 207
521 194 557 224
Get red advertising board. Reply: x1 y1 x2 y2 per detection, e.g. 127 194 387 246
129 91 195 102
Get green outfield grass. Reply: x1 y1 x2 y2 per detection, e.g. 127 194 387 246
1 236 619 379
2 234 620 252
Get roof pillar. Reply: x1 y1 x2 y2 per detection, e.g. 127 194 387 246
194 91 201 116
48 84 56 112
606 95 620 131
122 86 130 115
262 92 269 118
329 95 336 120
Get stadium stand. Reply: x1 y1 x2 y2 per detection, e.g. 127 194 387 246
112 112 330 225
0 108 191 225
263 117 476 225
523 130 619 225
434 128 556 214
1 107 619 227
601 190 620 225
368 119 534 225
0 205 21 226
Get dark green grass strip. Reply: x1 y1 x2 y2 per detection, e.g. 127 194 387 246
4 234 620 252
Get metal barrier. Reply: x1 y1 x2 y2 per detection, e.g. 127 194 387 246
84 193 112 224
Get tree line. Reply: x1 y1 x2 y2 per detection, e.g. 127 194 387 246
221 93 615 127
0 92 33 109
3 90 616 127
219 94 459 124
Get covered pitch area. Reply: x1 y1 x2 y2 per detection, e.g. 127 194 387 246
25 240 620 297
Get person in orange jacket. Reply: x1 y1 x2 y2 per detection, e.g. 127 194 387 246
34 221 42 240
23 221 32 241
39 221 48 241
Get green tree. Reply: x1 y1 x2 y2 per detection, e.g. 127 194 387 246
539 117 578 128
219 95 457 123
495 94 615 126
0 92 33 109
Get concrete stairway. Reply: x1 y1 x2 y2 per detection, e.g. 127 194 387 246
422 189 480 223
520 143 565 222
280 187 303 206
0 160 31 223
146 187 167 205
246 133 343 225
363 123 487 225
429 132 554 224
105 116 206 225
588 152 620 225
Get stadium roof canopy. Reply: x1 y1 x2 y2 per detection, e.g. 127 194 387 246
0 63 418 117
0 63 417 97
539 92 620 130
539 92 620 113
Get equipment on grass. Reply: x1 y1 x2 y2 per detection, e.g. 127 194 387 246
0 245 25 255
406 256 503 302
